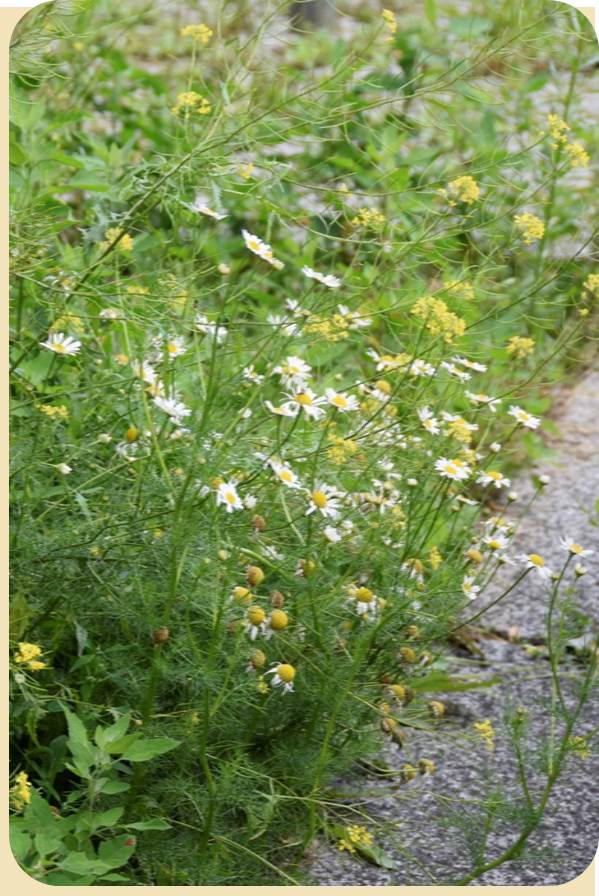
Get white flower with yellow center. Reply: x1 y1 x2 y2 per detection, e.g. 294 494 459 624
301 265 341 289
283 388 326 420
434 457 472 481
325 389 359 412
241 229 284 269
273 356 312 389
40 332 81 356
409 359 436 378
195 314 228 343
482 533 510 552
508 406 541 429
132 359 158 385
346 585 379 620
216 481 243 513
462 576 480 599
440 361 471 382
477 470 512 489
158 335 186 358
184 194 227 220
518 553 553 580
442 412 479 433
559 538 593 557
451 355 487 373
324 525 342 543
242 364 264 384
270 460 302 489
465 391 501 412
265 662 296 693
265 400 298 417
244 605 267 641
153 395 191 423
418 406 440 434
306 483 342 519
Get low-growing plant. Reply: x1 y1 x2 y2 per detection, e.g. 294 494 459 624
9 0 598 885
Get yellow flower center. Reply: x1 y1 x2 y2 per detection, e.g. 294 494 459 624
312 490 328 508
276 663 295 683
487 539 501 550
53 342 66 353
166 342 179 354
570 543 583 554
487 471 502 480
269 609 289 630
278 469 294 483
528 554 544 567
355 587 374 603
224 491 237 505
331 394 348 408
295 393 313 406
247 606 265 625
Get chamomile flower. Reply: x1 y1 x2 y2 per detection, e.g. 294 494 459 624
265 663 296 693
477 470 512 489
157 335 187 358
440 361 471 382
243 364 264 384
153 395 191 422
451 356 487 373
518 553 553 580
241 229 284 269
462 576 480 599
216 481 243 513
418 406 441 434
265 400 298 417
195 314 228 343
273 356 312 388
560 538 593 557
40 332 81 356
245 606 267 641
465 391 501 412
346 585 380 620
482 533 511 552
409 359 436 378
325 389 359 412
270 460 302 489
434 457 472 481
283 388 326 420
508 406 541 429
183 193 227 219
324 525 342 543
306 484 342 519
301 265 341 289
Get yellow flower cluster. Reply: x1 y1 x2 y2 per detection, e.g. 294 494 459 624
546 114 589 167
327 434 358 465
429 547 443 569
10 771 32 811
50 313 84 333
238 162 255 180
337 824 374 853
567 735 590 760
126 284 149 296
100 228 134 253
445 416 473 444
411 296 466 344
180 23 213 45
351 207 386 229
381 9 397 35
14 642 47 671
506 335 535 358
171 91 211 118
513 213 544 245
473 718 495 751
443 279 474 301
39 403 69 421
442 175 480 206
304 312 350 342
583 272 599 297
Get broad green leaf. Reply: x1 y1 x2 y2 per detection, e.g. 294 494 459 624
127 818 171 831
97 836 136 869
98 779 130 795
120 737 180 762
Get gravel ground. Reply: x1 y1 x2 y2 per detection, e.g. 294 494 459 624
306 368 599 886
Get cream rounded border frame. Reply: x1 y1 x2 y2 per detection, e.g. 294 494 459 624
2 2 597 893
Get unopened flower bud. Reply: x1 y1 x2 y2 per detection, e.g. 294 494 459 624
300 558 316 577
398 646 417 664
428 700 446 718
217 549 230 561
246 565 265 587
401 763 417 782
507 491 518 502
574 563 587 577
538 475 550 486
270 590 285 608
151 627 170 644
405 625 420 638
249 648 266 669
252 514 266 532
232 586 252 605
419 758 435 775
407 478 418 487
126 425 139 443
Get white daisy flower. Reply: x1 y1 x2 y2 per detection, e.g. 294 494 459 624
518 553 553 580
559 538 593 557
244 606 267 641
273 356 312 389
489 442 502 453
241 229 284 269
476 470 512 489
195 314 228 343
323 525 342 543
462 576 480 599
442 412 479 434
338 304 371 329
409 359 436 377
153 395 191 422
242 364 264 384
346 585 379 620
265 400 298 417
465 391 501 412
183 194 227 219
157 335 186 358
451 356 487 372
266 313 300 337
482 533 511 552
265 663 296 693
418 406 441 434
434 457 472 481
301 265 341 289
270 460 302 489
216 481 243 513
440 361 471 382
508 406 541 429
325 389 359 412
40 332 81 356
306 483 342 519
283 388 326 420
132 359 158 385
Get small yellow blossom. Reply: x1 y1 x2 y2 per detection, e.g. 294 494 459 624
50 313 84 333
14 642 47 671
473 718 495 751
582 273 599 298
567 735 590 760
39 404 69 421
126 284 149 296
351 207 386 229
506 336 535 359
100 227 134 253
443 279 475 301
442 175 480 206
171 91 211 118
10 772 32 811
411 296 466 344
547 113 570 147
180 23 213 45
381 9 397 35
514 213 544 244
328 434 358 465
238 162 255 180
429 547 443 570
565 141 589 168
